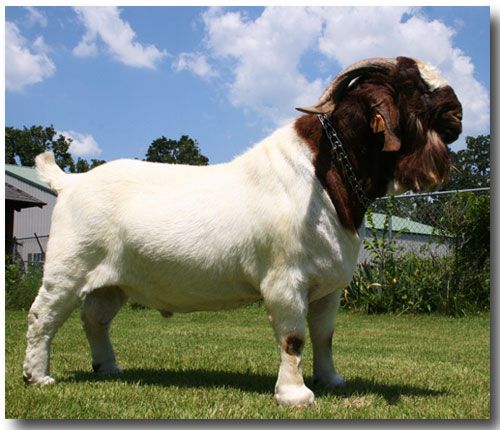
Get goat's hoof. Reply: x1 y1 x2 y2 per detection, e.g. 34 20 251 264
38 375 56 385
92 363 123 374
313 373 346 389
275 384 315 407
23 373 55 386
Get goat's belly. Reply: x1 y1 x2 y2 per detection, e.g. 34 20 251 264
120 278 261 313
115 249 261 312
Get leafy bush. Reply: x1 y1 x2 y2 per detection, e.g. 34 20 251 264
5 259 43 310
343 193 490 316
437 192 490 314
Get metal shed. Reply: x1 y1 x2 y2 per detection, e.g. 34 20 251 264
359 212 450 262
5 164 57 266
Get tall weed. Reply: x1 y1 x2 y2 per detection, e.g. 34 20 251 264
5 259 43 310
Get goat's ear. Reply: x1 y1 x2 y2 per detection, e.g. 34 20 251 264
370 113 385 133
370 112 401 152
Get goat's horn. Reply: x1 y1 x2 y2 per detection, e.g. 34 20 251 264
296 57 398 114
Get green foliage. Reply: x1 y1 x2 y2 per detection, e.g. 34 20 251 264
72 158 106 173
6 125 74 170
436 192 490 314
345 253 485 316
145 135 209 165
345 255 429 315
363 197 405 279
89 159 106 169
5 125 106 172
5 258 43 310
343 192 490 316
74 158 90 173
438 192 490 266
445 134 490 190
344 197 414 315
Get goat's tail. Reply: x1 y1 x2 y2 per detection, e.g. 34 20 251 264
35 152 70 194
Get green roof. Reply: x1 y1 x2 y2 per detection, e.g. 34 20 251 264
5 164 55 195
366 213 438 236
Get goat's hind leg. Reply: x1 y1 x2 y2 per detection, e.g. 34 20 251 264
23 281 80 385
80 286 127 374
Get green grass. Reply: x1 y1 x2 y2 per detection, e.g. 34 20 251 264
6 305 490 419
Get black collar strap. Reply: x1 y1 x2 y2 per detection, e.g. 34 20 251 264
317 114 372 209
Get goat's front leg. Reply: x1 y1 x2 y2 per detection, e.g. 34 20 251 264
264 283 314 407
307 289 346 389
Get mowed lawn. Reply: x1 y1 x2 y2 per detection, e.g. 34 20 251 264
6 305 490 420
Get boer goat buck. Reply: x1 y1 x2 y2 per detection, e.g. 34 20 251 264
24 57 462 407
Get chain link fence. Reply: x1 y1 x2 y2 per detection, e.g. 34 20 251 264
359 187 490 262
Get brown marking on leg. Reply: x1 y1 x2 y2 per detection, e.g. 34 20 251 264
284 335 304 356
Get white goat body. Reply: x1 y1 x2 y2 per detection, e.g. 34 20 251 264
25 124 359 406
39 124 359 310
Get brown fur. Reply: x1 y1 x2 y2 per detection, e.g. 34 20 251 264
284 335 304 356
295 56 462 232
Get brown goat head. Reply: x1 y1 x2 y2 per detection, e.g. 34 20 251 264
297 56 462 194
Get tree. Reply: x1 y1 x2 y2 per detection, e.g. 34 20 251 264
90 159 106 169
6 125 74 171
444 135 490 190
72 158 107 173
73 158 90 173
52 134 75 172
5 125 106 173
145 135 209 165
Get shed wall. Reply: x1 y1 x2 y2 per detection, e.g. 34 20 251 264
5 174 56 238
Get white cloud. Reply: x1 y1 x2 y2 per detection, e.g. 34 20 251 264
196 6 489 140
173 52 216 79
73 38 98 58
33 35 51 54
202 7 325 125
73 6 167 69
59 130 103 157
24 6 48 28
5 21 55 92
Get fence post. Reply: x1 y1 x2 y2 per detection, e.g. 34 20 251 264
33 232 46 258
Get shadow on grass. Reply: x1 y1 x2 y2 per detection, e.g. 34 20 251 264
66 368 447 404
68 367 275 394
311 377 448 405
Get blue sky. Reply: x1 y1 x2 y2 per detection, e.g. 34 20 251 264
5 6 490 164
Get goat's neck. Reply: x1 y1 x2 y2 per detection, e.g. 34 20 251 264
294 114 376 233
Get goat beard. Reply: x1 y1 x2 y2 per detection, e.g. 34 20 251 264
393 129 451 192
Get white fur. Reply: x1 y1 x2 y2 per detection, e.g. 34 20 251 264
23 123 360 406
415 60 448 91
